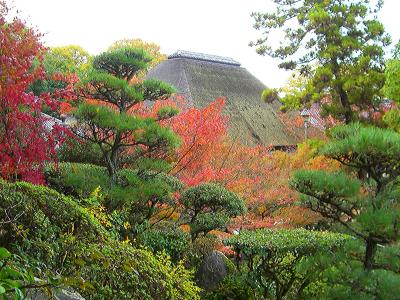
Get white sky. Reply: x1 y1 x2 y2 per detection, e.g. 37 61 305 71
10 0 400 88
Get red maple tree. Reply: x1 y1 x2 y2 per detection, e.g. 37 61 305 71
0 4 72 184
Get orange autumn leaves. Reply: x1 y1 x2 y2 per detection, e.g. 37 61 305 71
165 98 338 230
169 98 228 186
69 94 337 230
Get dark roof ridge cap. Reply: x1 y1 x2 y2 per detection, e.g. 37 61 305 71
172 57 243 68
168 50 241 67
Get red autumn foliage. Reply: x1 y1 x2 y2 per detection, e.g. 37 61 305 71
169 98 228 185
0 5 72 184
137 97 317 230
167 99 340 231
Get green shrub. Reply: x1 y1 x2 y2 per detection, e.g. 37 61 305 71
0 179 200 299
46 162 185 243
46 163 183 226
45 162 110 198
0 179 108 251
76 241 200 300
203 274 255 300
138 223 190 262
226 228 349 299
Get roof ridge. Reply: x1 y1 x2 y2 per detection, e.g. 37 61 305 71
168 50 241 67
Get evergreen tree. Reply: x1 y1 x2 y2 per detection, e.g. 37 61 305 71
383 44 400 103
72 47 179 182
290 123 400 297
251 0 391 123
108 39 166 79
179 183 246 241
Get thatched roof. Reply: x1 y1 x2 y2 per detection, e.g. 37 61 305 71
146 50 297 146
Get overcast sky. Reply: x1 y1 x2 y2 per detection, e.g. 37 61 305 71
10 0 400 88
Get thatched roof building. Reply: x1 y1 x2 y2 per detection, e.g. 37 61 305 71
146 50 296 146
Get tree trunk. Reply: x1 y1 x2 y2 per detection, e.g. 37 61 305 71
106 160 117 183
332 59 352 124
338 87 352 124
364 238 377 270
105 151 118 184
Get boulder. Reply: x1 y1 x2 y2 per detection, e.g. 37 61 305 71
27 287 85 300
196 250 229 292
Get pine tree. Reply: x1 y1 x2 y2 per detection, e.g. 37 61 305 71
72 47 179 182
251 0 391 123
290 123 400 297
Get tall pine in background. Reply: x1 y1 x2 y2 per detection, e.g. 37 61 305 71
251 0 390 123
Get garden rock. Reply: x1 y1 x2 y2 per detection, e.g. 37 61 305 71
28 287 86 300
196 250 229 291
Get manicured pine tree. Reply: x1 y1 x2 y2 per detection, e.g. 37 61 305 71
72 47 180 182
179 183 246 241
290 123 400 297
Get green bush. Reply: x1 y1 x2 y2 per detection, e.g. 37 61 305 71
46 162 182 215
0 179 108 250
46 162 185 240
203 274 255 300
75 241 200 300
226 228 349 299
45 162 110 198
137 223 190 262
0 179 200 299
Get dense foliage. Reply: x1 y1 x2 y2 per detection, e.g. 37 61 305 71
46 162 183 237
0 179 200 299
